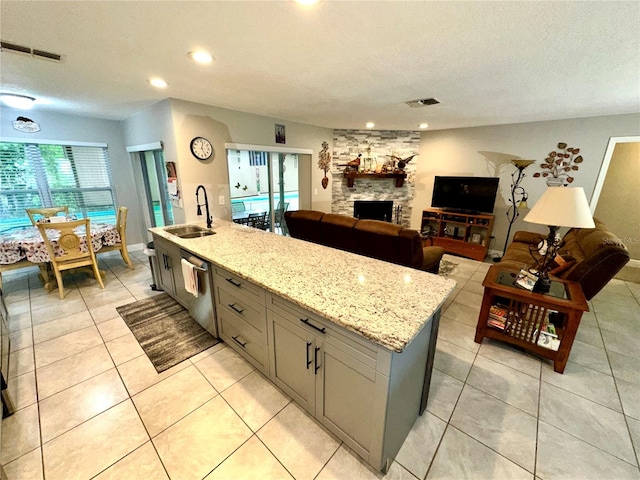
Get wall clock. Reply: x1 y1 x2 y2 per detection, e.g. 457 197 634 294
190 136 214 160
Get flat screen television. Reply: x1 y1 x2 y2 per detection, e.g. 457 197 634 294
431 176 500 214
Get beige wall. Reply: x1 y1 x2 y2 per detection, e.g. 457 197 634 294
414 113 640 256
594 142 640 259
124 98 333 227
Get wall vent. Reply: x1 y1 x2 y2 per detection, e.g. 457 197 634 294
1 40 63 62
406 98 440 108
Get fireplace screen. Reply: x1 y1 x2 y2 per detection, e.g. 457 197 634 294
353 200 393 222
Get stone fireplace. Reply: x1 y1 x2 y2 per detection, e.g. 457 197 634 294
332 129 420 228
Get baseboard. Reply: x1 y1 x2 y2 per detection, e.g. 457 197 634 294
615 259 640 284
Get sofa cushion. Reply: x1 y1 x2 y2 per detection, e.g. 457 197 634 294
284 210 325 244
499 218 629 300
559 219 630 299
320 214 358 251
353 220 423 268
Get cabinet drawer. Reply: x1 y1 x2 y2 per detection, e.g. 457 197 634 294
217 287 266 335
214 267 265 306
219 311 268 371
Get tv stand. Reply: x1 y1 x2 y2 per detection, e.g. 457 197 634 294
421 208 495 261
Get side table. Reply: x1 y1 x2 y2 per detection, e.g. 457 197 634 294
474 266 588 373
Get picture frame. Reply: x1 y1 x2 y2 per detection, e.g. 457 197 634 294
471 233 482 244
275 124 286 144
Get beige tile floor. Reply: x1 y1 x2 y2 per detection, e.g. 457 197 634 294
2 250 640 479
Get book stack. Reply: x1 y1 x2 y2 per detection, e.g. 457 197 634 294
536 322 560 351
487 304 508 331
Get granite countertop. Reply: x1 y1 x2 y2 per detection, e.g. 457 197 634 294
150 220 457 352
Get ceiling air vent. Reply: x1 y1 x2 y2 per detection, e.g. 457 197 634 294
1 40 63 62
406 98 440 108
33 49 62 62
1 41 31 54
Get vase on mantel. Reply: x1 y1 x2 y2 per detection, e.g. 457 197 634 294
545 177 565 187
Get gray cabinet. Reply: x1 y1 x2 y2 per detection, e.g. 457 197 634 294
213 266 269 375
269 310 318 413
153 236 191 307
267 295 389 468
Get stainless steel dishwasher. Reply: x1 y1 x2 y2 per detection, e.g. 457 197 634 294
179 250 218 338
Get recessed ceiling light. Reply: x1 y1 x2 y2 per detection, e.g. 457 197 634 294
188 50 213 64
295 0 320 5
0 93 36 109
419 123 429 129
365 122 375 129
148 78 168 89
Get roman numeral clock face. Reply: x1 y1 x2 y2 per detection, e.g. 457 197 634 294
190 137 214 161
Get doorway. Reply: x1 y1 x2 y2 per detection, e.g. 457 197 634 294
226 149 306 234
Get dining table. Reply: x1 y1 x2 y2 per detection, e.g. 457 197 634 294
0 222 120 290
232 209 268 226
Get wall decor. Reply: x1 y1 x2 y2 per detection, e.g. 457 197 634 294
318 141 331 189
275 124 286 144
387 154 418 171
533 142 583 186
12 116 40 133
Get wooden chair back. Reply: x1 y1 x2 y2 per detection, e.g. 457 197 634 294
97 206 134 269
37 218 105 298
26 206 69 226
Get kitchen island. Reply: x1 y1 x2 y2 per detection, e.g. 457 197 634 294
150 219 456 472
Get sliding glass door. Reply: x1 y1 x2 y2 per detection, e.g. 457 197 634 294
138 150 173 227
227 149 300 234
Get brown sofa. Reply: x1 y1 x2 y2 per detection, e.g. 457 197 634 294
498 218 630 300
284 210 445 274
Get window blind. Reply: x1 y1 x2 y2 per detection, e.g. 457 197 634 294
0 141 117 232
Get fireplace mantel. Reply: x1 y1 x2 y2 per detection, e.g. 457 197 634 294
343 171 407 188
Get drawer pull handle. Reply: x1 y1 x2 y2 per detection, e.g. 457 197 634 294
231 335 247 348
225 277 242 287
314 346 321 374
306 342 312 369
300 318 326 334
228 303 244 314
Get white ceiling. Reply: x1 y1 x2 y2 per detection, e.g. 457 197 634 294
1 1 639 131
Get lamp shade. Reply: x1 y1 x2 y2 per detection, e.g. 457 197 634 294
524 187 595 228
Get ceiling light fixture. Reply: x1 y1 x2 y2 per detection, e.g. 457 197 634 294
188 50 213 64
365 122 375 129
295 0 320 5
148 78 168 89
0 93 36 109
419 123 429 129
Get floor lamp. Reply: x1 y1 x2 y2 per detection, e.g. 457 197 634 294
495 159 535 261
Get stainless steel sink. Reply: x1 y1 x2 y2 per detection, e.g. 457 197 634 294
165 225 215 239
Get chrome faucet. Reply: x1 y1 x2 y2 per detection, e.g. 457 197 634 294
195 185 212 228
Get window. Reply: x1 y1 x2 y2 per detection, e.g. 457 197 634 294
0 141 117 231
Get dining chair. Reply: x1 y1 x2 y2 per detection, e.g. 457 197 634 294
26 206 69 226
97 206 134 269
248 212 268 230
37 218 105 299
231 202 246 214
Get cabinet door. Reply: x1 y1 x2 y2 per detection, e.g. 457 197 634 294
271 313 316 414
318 339 377 457
156 249 175 295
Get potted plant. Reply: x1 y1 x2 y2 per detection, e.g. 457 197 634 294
533 142 583 186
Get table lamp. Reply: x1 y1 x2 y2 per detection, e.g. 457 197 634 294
523 187 595 293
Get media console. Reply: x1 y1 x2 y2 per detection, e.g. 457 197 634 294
420 208 495 261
